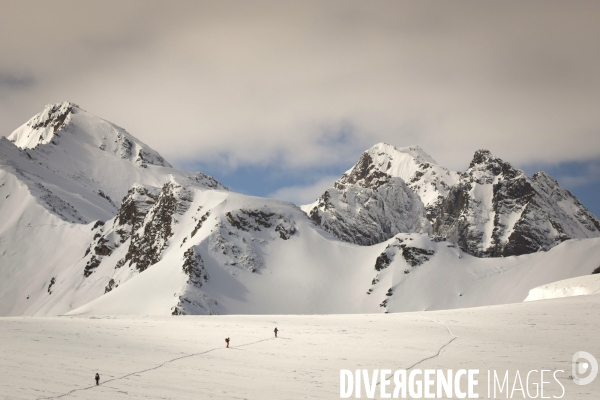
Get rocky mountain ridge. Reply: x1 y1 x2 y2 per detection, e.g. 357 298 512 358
1 103 599 318
306 144 600 257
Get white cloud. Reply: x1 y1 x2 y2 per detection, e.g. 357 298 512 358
267 175 340 206
1 1 600 172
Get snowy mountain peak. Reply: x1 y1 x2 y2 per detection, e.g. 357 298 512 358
305 142 599 257
433 150 600 257
353 143 439 182
466 149 524 184
0 102 225 225
8 101 76 149
8 101 171 168
470 148 493 164
306 142 460 242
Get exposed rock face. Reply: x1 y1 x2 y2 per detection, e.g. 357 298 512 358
191 210 210 238
307 173 431 246
432 150 600 257
8 102 73 148
401 246 435 267
115 185 160 242
209 208 297 273
306 143 447 246
306 143 600 258
83 256 101 277
182 247 209 287
119 181 192 272
172 247 215 315
104 279 117 294
368 235 436 311
188 173 228 190
340 143 460 221
171 293 218 316
47 277 56 294
83 221 119 277
373 237 435 271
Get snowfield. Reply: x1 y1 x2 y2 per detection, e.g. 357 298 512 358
525 274 600 301
1 294 599 399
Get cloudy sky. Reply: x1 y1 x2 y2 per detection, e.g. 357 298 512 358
1 1 599 215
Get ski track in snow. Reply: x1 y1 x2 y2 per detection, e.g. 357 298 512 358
36 316 458 399
405 317 458 370
375 316 458 389
36 336 276 399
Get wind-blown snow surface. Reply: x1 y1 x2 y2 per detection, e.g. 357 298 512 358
1 295 599 399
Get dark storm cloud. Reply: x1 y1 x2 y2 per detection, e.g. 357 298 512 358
0 0 599 173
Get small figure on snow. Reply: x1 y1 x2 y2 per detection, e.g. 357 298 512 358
95 373 100 386
274 327 278 338
225 337 230 348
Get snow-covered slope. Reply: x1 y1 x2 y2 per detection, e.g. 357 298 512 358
66 222 600 316
2 105 600 318
2 102 224 223
525 274 600 301
305 143 600 257
0 102 226 315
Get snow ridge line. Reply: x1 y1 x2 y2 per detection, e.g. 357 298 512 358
36 336 276 400
375 317 458 389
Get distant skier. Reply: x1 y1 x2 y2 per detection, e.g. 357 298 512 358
225 337 230 348
274 327 278 338
95 373 100 386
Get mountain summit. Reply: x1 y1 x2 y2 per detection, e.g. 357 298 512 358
9 101 171 167
1 102 224 223
306 144 600 257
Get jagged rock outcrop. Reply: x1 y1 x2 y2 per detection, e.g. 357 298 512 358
209 208 297 273
182 247 209 287
368 234 437 311
82 218 121 277
8 102 73 148
104 279 117 294
172 247 215 316
118 181 192 272
114 185 159 242
305 143 449 245
305 143 600 258
432 150 600 257
171 293 218 316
